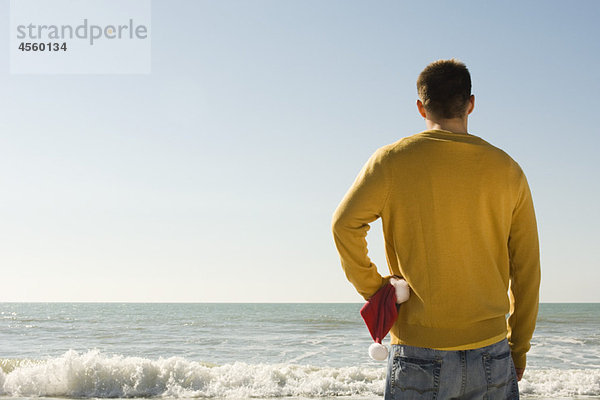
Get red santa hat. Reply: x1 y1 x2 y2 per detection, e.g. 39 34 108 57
360 278 410 361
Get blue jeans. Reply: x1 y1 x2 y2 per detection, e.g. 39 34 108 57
384 339 519 399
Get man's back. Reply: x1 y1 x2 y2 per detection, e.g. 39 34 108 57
332 128 539 366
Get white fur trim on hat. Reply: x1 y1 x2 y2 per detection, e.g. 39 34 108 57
390 277 410 304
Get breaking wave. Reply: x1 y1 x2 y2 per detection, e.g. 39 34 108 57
0 350 383 398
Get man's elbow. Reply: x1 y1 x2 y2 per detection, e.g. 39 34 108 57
331 208 348 236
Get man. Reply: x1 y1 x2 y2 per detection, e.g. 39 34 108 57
332 59 540 399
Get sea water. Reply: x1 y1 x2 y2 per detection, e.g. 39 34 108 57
0 303 598 399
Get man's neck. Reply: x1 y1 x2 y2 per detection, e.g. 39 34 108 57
425 118 469 134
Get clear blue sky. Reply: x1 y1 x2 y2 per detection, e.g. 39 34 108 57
1 0 599 302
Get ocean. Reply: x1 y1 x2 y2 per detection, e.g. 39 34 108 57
0 303 598 399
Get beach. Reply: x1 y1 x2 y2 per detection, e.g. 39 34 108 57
1 303 598 398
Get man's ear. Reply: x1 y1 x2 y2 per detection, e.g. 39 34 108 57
467 95 475 115
416 99 427 118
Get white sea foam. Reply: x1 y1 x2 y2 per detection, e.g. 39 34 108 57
0 350 384 398
1 350 599 398
520 368 600 397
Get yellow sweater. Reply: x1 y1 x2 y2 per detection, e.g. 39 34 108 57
332 129 540 369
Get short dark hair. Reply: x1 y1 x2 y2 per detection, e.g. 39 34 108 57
417 59 472 119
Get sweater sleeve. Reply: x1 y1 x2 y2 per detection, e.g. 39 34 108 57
507 170 541 369
331 148 392 300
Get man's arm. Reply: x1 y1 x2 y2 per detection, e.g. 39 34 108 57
507 170 541 372
331 148 392 300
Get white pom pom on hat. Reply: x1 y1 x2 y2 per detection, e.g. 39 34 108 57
369 342 389 361
360 277 410 361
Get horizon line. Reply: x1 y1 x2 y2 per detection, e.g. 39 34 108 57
1 301 597 304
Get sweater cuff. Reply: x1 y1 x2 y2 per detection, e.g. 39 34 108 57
365 275 393 300
511 351 526 369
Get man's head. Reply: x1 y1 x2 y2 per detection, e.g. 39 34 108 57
417 59 473 120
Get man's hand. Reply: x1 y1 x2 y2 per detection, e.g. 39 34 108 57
515 367 525 381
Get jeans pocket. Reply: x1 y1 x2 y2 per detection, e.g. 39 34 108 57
482 351 519 399
391 355 441 399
